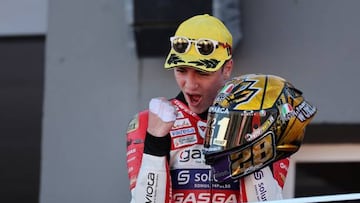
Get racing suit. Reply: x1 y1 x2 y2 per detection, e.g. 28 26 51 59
126 93 289 203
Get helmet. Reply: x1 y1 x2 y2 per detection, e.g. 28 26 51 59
203 74 317 183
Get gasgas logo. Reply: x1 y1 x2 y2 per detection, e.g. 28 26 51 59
173 192 238 203
179 148 204 163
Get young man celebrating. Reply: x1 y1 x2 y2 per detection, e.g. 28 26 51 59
126 14 289 202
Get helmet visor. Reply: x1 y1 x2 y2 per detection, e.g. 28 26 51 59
204 107 278 157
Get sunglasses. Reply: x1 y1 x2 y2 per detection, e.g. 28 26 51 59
170 36 231 56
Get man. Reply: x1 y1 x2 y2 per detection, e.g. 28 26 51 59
126 14 289 202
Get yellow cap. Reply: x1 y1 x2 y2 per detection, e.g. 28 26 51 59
164 14 232 72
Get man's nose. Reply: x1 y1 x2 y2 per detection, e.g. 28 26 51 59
185 73 199 89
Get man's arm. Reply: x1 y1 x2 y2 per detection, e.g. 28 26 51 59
126 98 177 203
126 111 147 192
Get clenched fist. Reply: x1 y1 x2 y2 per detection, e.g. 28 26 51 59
147 97 177 137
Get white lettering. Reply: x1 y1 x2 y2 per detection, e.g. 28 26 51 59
194 170 212 182
295 101 316 122
126 148 136 156
170 127 196 137
173 118 191 129
209 106 229 114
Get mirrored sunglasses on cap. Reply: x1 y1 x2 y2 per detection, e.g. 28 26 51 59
170 36 231 56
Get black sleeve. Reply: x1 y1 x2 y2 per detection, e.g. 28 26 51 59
144 131 171 156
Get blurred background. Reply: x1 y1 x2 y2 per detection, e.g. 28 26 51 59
1 0 360 202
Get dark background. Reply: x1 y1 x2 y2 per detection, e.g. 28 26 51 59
0 36 44 203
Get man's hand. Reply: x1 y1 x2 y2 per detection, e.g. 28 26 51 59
147 97 177 137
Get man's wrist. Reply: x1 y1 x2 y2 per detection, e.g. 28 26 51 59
144 131 171 156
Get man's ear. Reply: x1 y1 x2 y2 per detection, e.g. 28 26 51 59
223 59 233 80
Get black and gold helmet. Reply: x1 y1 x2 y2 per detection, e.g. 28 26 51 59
203 74 317 182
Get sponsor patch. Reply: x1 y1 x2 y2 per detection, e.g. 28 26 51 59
245 115 275 141
255 182 268 201
145 172 156 202
178 148 203 163
294 101 316 122
173 118 192 129
209 106 229 114
127 138 143 147
173 134 198 148
170 127 196 137
171 169 239 190
280 103 295 121
127 114 139 133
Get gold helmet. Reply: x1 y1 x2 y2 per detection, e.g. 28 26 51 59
203 74 317 182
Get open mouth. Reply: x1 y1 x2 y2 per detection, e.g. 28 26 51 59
187 94 202 106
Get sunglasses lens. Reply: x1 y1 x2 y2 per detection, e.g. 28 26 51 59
172 37 189 53
197 39 215 55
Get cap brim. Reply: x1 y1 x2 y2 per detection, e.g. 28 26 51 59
164 51 227 72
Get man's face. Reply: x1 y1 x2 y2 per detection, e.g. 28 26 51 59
174 64 232 114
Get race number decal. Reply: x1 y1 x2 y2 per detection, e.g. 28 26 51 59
213 117 229 146
229 132 276 178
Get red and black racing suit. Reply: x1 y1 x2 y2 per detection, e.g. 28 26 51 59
126 93 289 203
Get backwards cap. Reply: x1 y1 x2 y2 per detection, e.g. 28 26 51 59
164 14 232 72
